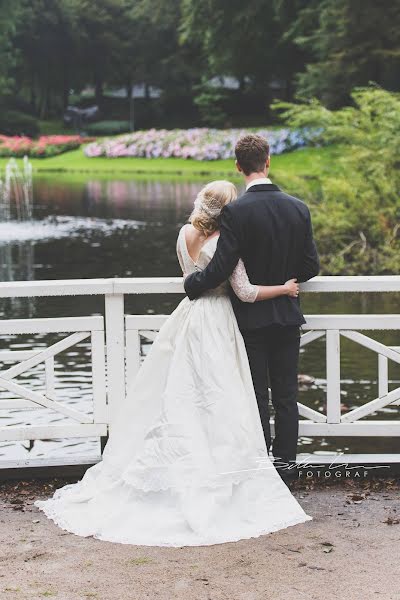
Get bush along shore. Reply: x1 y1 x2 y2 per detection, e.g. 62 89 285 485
0 135 93 158
84 127 310 160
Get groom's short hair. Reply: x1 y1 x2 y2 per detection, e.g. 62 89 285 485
235 134 270 175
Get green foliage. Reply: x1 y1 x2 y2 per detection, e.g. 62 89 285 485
181 0 304 102
86 120 131 135
193 80 227 127
2 0 399 127
276 87 400 274
291 0 400 106
0 110 39 137
0 1 21 95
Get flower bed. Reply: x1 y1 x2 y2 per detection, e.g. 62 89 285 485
0 135 93 158
84 128 309 161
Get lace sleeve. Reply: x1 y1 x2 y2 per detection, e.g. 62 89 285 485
229 259 259 303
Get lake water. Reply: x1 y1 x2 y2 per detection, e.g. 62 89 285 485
0 176 399 461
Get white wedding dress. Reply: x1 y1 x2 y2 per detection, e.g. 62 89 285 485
36 226 311 546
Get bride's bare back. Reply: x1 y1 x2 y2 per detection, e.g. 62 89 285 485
184 224 219 264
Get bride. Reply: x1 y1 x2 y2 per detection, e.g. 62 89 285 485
36 180 311 546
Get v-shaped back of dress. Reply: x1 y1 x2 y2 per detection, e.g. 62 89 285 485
177 225 228 296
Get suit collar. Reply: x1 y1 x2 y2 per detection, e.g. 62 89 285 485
246 183 280 192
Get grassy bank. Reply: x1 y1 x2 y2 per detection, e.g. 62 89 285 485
0 145 338 181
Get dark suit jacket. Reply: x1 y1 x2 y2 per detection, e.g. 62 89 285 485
184 183 320 330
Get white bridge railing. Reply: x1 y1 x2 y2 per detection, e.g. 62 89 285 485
0 275 399 468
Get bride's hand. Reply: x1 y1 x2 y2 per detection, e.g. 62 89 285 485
284 278 299 297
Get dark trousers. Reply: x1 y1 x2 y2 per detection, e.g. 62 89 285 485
242 325 300 462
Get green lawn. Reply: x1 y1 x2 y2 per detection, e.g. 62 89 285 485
0 145 339 182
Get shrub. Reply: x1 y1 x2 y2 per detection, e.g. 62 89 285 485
0 135 94 158
84 127 308 160
0 110 39 137
86 120 131 136
276 87 400 274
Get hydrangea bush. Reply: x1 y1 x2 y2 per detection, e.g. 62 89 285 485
0 135 93 158
84 128 308 161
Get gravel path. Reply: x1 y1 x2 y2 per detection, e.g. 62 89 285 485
0 478 399 600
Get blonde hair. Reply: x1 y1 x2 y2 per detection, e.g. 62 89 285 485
189 180 237 236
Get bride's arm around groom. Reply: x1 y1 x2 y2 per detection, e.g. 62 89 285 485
184 185 319 302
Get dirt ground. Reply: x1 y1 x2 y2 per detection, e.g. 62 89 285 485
0 477 399 600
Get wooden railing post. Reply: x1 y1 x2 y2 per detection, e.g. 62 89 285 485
104 293 125 446
326 329 341 423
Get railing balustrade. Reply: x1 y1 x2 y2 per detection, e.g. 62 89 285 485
0 275 399 468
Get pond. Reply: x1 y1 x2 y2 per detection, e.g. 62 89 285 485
0 176 399 461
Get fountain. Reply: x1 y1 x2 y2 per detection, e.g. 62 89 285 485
0 157 142 247
0 157 35 317
0 156 33 222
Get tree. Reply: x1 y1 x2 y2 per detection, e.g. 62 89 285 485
292 0 400 106
181 0 277 90
180 0 308 119
69 0 133 107
0 1 22 100
12 0 78 117
276 87 400 273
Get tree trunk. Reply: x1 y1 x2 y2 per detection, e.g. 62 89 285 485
95 76 103 106
39 85 49 119
30 81 37 113
62 68 70 111
126 82 134 131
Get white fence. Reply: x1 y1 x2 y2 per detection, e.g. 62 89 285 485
0 275 399 467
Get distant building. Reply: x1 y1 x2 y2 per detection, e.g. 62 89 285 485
82 85 161 99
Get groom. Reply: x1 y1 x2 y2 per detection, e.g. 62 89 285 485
184 134 319 474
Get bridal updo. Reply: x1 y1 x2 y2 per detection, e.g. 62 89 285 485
189 180 237 236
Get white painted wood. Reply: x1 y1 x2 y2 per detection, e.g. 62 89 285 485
299 330 325 347
0 316 103 334
0 455 102 469
0 279 114 298
0 423 107 441
0 331 90 380
140 330 158 342
0 377 93 423
341 330 400 364
300 275 400 293
378 355 389 398
296 453 400 464
297 420 400 436
304 315 400 330
341 387 400 422
105 294 126 412
0 275 399 467
125 328 141 390
0 350 38 361
387 346 400 406
0 275 399 299
45 356 55 397
91 329 108 424
297 402 327 423
113 277 184 295
0 399 43 409
326 330 341 423
125 314 168 330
